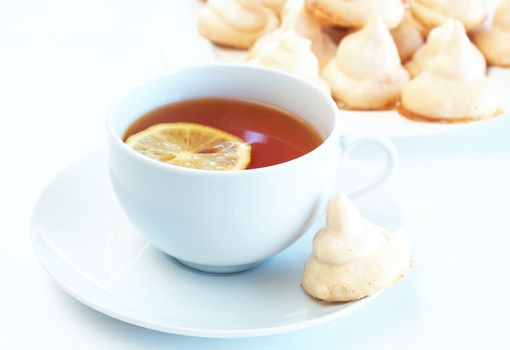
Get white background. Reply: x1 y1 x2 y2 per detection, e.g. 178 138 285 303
1 0 509 348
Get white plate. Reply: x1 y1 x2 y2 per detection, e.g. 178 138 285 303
169 0 510 138
31 150 407 338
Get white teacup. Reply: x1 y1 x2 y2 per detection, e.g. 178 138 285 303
107 65 397 273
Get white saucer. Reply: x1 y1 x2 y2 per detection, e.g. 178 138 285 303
31 150 407 338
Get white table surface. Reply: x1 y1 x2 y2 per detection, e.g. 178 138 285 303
1 0 509 348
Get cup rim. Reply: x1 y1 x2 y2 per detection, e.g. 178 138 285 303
106 64 340 176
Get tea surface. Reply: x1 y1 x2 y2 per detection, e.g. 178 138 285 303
124 98 322 169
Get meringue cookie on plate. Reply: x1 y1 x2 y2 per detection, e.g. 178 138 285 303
406 19 486 78
281 0 336 67
409 0 487 31
472 0 510 67
197 0 279 49
391 10 426 63
321 18 409 110
248 30 331 94
304 0 405 29
401 22 502 122
301 192 412 302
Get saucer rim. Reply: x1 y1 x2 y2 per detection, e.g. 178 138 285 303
32 228 377 338
30 150 387 338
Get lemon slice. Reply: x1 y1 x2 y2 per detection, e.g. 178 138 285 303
126 122 251 171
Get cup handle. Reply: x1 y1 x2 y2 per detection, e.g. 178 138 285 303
341 134 398 197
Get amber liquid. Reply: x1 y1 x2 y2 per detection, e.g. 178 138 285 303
124 98 323 169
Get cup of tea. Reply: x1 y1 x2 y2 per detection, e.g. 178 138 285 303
106 64 397 273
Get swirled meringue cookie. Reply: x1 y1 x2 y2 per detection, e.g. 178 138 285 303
281 0 336 67
472 0 510 67
197 0 279 49
409 0 486 31
248 30 331 93
401 22 502 122
304 0 405 28
262 0 287 16
406 19 486 78
391 10 426 63
301 192 412 302
321 19 409 110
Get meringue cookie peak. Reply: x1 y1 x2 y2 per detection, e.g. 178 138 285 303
301 192 412 302
409 0 487 31
406 20 486 78
321 18 409 110
281 0 336 67
248 30 331 94
401 21 502 122
304 0 405 29
197 0 279 49
472 0 510 67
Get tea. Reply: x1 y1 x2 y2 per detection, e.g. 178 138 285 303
124 97 323 169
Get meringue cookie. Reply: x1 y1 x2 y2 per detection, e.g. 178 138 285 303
409 0 486 31
301 192 412 302
472 0 510 67
263 0 287 16
281 0 336 67
406 20 486 78
391 10 426 63
321 19 409 110
197 0 279 49
304 0 405 29
401 22 502 122
249 30 331 93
